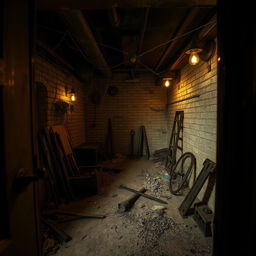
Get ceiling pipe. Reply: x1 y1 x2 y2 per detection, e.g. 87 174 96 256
154 8 203 71
61 10 112 77
169 14 216 70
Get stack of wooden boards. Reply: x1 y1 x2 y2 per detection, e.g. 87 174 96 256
38 125 90 208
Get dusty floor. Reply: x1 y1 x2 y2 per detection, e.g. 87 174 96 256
44 159 212 256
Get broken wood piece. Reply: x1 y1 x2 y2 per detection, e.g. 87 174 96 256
55 211 106 219
118 187 146 212
43 209 106 220
119 184 168 204
57 215 105 223
42 218 72 243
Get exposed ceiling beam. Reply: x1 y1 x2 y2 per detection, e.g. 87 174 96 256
169 15 216 71
36 40 75 71
154 8 203 71
138 7 150 54
38 0 216 10
61 10 112 77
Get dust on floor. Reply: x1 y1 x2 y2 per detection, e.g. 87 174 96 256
43 159 212 256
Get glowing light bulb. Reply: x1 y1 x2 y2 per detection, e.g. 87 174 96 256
189 52 200 65
164 80 170 87
70 88 76 102
71 94 76 102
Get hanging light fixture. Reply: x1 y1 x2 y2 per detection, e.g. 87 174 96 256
70 88 76 102
185 36 203 66
162 78 173 87
186 48 202 65
185 37 216 66
160 71 180 88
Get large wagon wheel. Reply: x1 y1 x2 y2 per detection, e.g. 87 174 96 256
169 152 196 195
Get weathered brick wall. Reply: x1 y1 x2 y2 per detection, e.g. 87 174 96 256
35 56 86 147
85 75 168 156
167 53 217 209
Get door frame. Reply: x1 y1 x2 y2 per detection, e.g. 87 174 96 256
1 0 40 255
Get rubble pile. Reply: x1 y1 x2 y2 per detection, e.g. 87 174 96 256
142 164 169 198
124 208 182 256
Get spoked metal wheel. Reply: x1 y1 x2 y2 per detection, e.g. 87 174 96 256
169 152 196 195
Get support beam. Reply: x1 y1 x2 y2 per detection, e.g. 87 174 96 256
155 8 203 71
38 0 216 10
169 15 216 71
138 7 150 54
61 10 112 77
36 40 74 71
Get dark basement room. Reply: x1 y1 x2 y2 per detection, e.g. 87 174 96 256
0 1 255 256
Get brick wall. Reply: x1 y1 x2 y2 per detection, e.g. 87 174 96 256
35 56 86 147
85 74 168 156
167 52 217 209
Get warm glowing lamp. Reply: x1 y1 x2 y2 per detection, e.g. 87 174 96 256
164 80 170 87
186 48 202 66
162 78 173 87
70 88 76 102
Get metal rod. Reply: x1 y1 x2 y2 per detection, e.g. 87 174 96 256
167 94 200 106
119 184 168 204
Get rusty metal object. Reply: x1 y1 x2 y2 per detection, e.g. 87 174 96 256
169 152 196 195
118 187 146 212
139 126 150 159
119 184 168 204
178 159 216 217
193 203 213 237
130 129 135 158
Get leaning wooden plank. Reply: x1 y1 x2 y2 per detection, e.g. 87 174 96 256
50 130 74 201
44 128 71 203
55 133 75 177
42 218 72 243
67 154 80 176
118 187 146 212
142 126 150 159
178 159 216 217
38 131 60 207
52 125 72 155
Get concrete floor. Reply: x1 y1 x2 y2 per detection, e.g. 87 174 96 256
47 159 212 256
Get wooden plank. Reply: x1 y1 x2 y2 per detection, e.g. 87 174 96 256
44 128 71 203
38 131 60 207
50 129 74 201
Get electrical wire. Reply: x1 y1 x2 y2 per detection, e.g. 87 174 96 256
139 19 216 57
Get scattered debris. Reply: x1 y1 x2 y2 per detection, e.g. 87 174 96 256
151 205 166 215
142 164 169 198
124 208 183 255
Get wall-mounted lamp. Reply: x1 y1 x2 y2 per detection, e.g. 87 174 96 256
70 88 76 102
185 38 216 67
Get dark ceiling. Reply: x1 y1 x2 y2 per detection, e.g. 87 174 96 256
36 1 216 79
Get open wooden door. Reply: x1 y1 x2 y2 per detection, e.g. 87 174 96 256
0 0 40 255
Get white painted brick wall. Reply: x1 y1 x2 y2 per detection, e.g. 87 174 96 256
167 53 217 210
